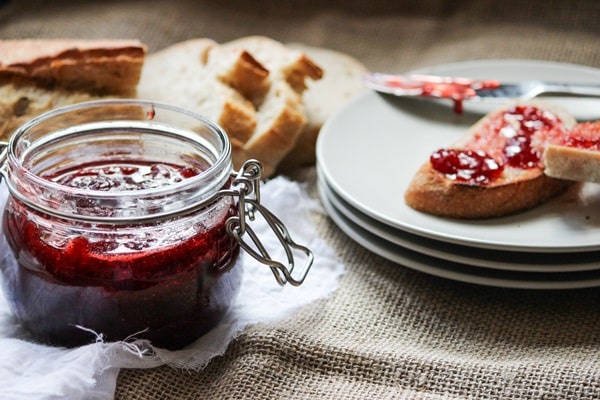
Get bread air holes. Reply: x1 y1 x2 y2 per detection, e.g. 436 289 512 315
13 97 30 117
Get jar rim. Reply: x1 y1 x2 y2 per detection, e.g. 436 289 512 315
4 99 234 221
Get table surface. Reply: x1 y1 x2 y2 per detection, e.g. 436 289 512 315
2 1 600 399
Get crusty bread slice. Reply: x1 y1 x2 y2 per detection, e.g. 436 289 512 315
405 161 573 219
0 39 146 95
405 101 578 219
137 39 257 144
0 39 147 140
244 80 307 177
544 121 600 183
222 36 323 94
215 36 323 176
0 84 101 140
278 44 368 171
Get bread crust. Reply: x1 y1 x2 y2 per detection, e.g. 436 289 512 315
222 36 323 93
206 47 270 104
405 101 577 219
0 39 146 95
404 162 572 219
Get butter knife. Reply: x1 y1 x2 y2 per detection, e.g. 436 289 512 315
363 72 600 103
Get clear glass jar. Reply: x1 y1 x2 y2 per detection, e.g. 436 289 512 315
0 100 311 349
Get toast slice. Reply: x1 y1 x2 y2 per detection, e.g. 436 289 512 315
544 121 600 183
405 101 578 219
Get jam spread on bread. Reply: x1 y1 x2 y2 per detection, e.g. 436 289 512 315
430 105 564 185
430 148 503 185
558 122 600 150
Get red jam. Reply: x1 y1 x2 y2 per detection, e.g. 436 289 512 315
559 121 600 150
382 74 500 114
431 105 565 185
2 160 241 349
430 148 503 185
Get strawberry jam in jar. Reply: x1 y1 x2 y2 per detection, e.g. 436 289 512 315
0 100 312 349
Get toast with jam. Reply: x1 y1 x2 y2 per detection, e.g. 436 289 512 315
404 101 578 219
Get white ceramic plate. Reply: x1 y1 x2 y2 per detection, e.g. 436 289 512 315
317 59 600 253
317 168 600 272
318 181 600 289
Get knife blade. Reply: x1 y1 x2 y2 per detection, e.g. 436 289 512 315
363 72 600 113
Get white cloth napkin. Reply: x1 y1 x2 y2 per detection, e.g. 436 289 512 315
0 176 344 400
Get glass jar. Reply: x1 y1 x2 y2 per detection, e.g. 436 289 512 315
0 100 311 349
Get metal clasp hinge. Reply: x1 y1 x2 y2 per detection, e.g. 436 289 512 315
222 160 313 286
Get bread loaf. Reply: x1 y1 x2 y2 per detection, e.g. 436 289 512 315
405 101 578 219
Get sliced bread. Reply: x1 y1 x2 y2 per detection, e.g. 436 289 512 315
544 121 600 183
0 39 146 95
278 44 367 171
0 39 147 140
244 80 307 177
222 36 323 94
136 39 257 145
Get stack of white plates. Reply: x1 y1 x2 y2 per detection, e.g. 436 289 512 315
316 59 600 289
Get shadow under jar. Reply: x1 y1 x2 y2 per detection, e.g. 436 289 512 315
0 100 311 350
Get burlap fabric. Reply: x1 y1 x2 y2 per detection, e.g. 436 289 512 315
2 1 600 398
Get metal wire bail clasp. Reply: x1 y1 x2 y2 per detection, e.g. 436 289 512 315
0 141 8 167
223 160 314 286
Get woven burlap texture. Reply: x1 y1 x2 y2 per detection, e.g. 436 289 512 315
2 0 600 398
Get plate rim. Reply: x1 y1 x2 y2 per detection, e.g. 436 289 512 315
318 180 600 290
317 167 600 273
